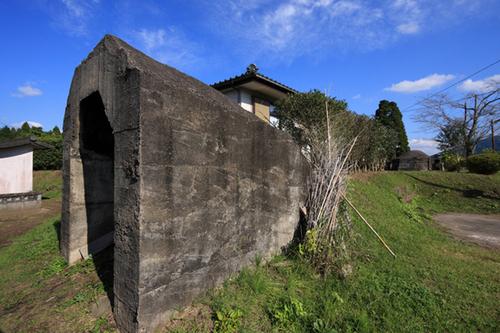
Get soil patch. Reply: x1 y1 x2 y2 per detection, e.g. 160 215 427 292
0 199 61 247
434 213 500 249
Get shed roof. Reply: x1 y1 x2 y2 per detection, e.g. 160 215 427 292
211 64 297 102
399 150 429 159
0 136 53 150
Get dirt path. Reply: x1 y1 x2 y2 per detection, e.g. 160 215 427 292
434 213 500 249
0 199 61 248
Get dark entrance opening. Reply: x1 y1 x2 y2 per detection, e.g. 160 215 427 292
79 91 115 305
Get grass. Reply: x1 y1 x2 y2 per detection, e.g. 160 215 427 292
0 216 116 332
0 171 115 333
33 170 62 199
1 171 500 332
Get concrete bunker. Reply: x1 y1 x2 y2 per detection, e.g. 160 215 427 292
61 35 309 333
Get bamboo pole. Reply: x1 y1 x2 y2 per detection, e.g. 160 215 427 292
343 196 396 258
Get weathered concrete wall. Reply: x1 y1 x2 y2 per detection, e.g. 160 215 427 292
62 35 309 333
0 145 33 194
137 55 308 331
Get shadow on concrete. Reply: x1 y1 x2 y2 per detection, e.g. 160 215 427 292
284 208 308 255
405 173 499 201
92 245 114 307
79 91 116 310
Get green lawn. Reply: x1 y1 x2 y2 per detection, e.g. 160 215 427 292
1 171 499 333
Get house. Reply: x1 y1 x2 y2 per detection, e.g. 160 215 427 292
211 64 297 124
0 136 52 209
430 153 443 170
397 150 431 171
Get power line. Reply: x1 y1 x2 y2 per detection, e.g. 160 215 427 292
402 58 500 113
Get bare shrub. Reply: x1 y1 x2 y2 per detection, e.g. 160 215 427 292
299 101 357 276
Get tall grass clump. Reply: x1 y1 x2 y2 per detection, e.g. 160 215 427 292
298 100 357 276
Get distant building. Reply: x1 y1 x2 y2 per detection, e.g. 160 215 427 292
430 153 443 170
212 64 297 124
396 150 430 171
0 136 51 208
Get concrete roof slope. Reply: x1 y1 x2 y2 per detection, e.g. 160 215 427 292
85 35 266 121
80 34 301 141
0 136 52 150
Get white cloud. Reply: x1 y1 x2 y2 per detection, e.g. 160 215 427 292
204 0 488 60
392 0 421 35
130 28 201 71
134 29 166 51
397 22 420 34
12 84 43 97
10 121 44 129
459 74 500 93
50 0 101 36
410 138 439 155
385 74 455 93
62 0 85 17
352 94 361 100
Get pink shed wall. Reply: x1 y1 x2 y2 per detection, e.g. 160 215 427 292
0 145 33 194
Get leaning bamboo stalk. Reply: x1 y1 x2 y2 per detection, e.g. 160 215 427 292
343 196 396 258
326 99 331 160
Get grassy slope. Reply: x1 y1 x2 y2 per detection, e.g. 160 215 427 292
1 171 499 332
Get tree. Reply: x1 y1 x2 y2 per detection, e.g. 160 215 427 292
435 119 464 153
275 90 352 159
20 121 31 133
275 91 399 171
51 126 61 135
374 100 409 156
416 85 499 158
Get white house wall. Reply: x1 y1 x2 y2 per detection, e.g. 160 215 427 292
224 90 238 104
239 89 253 112
222 89 254 113
0 145 33 194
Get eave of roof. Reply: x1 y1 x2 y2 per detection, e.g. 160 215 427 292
211 68 298 95
0 136 53 150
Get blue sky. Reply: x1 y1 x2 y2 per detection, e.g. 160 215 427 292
1 0 499 154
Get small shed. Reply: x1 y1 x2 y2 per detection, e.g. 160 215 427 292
0 136 52 208
397 150 430 171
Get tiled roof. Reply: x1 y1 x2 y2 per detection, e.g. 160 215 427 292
211 64 298 94
0 136 53 150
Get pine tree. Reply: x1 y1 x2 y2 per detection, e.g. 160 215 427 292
375 100 409 156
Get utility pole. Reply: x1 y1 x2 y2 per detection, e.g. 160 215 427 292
492 119 500 151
